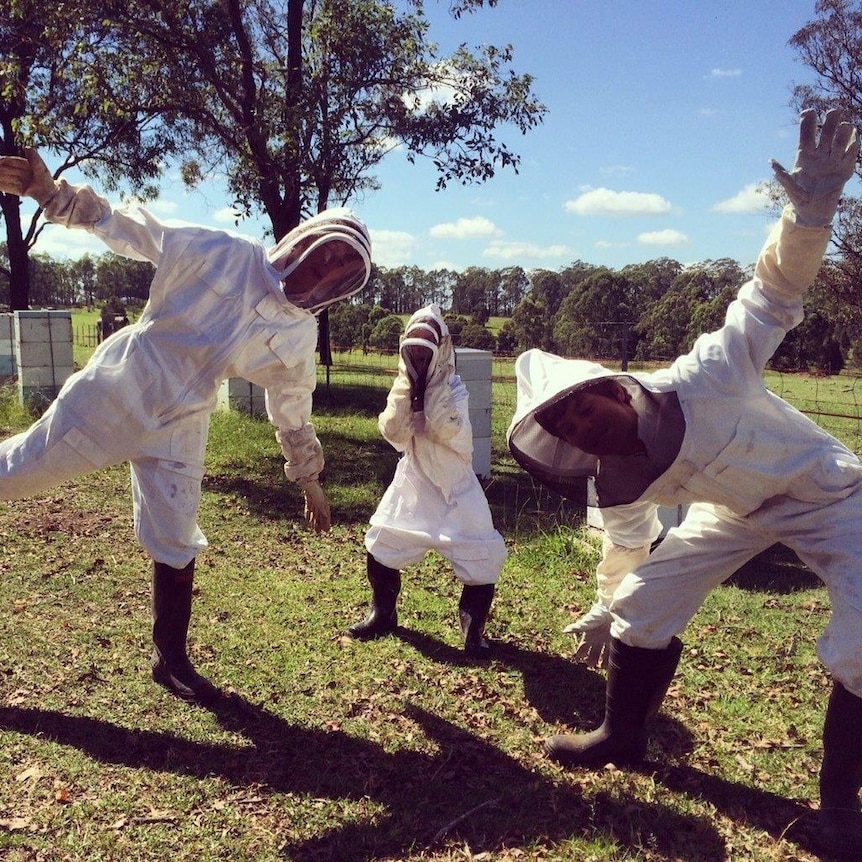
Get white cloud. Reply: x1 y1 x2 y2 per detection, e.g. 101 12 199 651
35 223 106 260
404 61 460 112
637 229 689 247
429 216 499 239
712 182 770 213
482 240 573 261
429 260 462 273
710 67 742 78
565 187 672 216
370 229 416 268
147 198 179 215
212 206 242 224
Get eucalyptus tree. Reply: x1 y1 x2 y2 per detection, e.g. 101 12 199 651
107 0 545 240
509 293 551 353
103 0 543 365
497 265 528 316
785 1 862 312
553 268 634 360
0 0 184 309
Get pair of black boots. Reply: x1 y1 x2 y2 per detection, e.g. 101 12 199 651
547 636 862 860
349 552 495 658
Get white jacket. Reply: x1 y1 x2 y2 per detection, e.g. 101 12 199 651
43 181 325 482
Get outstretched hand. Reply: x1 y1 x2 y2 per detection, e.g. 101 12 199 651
0 155 34 198
0 148 57 205
771 108 859 226
563 602 613 670
300 478 332 533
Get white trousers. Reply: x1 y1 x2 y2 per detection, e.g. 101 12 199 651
611 487 862 698
365 456 507 585
0 389 208 568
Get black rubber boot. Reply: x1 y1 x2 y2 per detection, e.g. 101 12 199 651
151 559 219 704
459 583 495 659
818 681 862 859
348 553 400 640
545 635 683 767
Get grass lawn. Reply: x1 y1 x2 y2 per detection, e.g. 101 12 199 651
0 320 856 860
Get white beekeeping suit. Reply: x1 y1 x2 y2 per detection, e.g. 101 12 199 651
0 148 371 704
506 109 862 860
353 304 507 657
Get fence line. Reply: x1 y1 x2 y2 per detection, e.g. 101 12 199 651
316 351 862 455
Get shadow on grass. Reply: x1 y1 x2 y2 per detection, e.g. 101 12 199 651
0 700 727 861
205 433 395 527
313 382 389 417
652 762 830 861
727 543 821 594
392 627 672 732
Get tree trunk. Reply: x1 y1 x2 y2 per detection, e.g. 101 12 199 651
1 195 31 311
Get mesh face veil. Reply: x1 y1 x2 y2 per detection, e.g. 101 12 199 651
268 207 372 314
400 307 447 413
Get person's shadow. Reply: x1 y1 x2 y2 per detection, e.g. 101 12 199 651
372 626 836 860
0 696 728 861
395 625 692 735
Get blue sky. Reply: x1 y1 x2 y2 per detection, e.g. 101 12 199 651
35 0 844 276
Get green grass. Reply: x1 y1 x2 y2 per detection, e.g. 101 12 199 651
0 358 847 861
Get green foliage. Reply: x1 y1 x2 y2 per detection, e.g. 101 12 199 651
0 0 185 308
369 313 403 351
458 321 496 350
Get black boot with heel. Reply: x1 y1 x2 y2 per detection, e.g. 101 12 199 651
818 680 862 858
459 583 495 659
545 636 683 767
151 559 219 704
348 553 401 640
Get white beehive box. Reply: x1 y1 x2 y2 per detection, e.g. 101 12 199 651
454 347 492 479
0 313 16 377
217 377 267 417
14 310 73 404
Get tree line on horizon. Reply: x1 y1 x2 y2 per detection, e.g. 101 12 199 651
5 241 856 374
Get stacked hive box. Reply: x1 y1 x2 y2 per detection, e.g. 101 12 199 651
454 347 492 479
217 376 267 416
14 310 73 405
0 313 16 378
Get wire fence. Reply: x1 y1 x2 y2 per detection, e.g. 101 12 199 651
316 349 862 456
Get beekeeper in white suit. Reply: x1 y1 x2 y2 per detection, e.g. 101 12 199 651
0 148 371 705
507 110 862 858
349 304 507 658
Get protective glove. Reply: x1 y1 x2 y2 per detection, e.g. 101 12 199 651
0 148 58 206
771 108 859 227
563 602 612 669
298 478 331 533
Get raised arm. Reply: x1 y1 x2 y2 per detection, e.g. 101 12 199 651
771 108 858 229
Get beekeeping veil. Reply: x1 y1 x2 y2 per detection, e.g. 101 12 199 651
400 305 450 414
268 207 372 314
506 348 642 499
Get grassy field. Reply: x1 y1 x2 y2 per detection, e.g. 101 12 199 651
0 333 855 861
